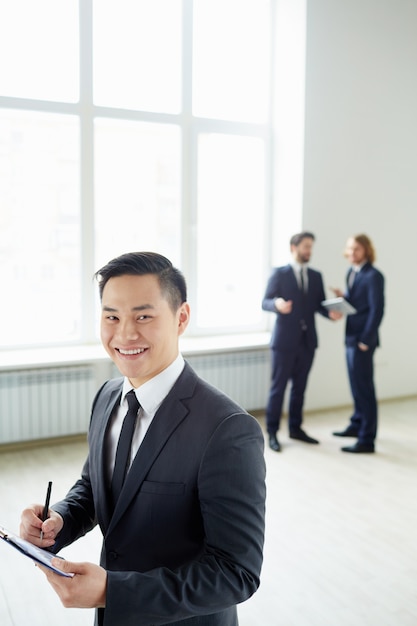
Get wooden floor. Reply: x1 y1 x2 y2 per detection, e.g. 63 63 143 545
1 397 416 625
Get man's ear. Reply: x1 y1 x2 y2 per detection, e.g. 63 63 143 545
178 303 190 335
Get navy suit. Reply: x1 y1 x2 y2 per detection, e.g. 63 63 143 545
262 264 329 434
344 263 385 445
51 362 266 626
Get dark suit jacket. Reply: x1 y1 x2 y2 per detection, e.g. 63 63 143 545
344 263 384 349
52 362 266 626
262 264 329 351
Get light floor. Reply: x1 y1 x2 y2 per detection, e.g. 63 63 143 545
0 397 416 626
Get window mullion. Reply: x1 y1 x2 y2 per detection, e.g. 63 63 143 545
79 0 96 343
181 0 197 332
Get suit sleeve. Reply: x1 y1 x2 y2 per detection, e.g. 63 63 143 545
104 413 266 626
50 383 109 550
50 456 97 552
360 271 385 346
262 269 280 312
315 272 330 319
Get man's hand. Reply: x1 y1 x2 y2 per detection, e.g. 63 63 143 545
20 504 64 548
358 342 369 351
328 310 343 321
38 559 107 609
330 287 344 298
275 298 293 314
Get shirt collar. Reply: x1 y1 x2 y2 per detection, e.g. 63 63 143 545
292 262 307 272
121 353 185 415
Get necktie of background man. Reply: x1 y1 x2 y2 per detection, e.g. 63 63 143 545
348 268 356 289
300 267 305 292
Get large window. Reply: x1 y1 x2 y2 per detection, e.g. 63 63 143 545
0 0 285 349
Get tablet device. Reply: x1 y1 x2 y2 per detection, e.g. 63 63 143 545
321 297 357 315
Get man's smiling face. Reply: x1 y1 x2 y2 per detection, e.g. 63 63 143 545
100 273 190 388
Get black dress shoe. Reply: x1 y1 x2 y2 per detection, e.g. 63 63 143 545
289 429 319 444
333 426 359 437
341 442 375 453
268 434 281 452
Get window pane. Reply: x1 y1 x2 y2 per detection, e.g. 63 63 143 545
94 119 181 268
196 133 266 330
93 0 182 113
193 0 271 123
0 0 79 102
0 110 80 347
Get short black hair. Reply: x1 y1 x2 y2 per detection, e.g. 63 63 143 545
290 231 315 247
95 252 187 312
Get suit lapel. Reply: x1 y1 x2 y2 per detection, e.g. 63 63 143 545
347 268 355 294
305 267 313 293
288 264 299 289
287 265 302 303
106 365 195 535
348 263 370 295
90 381 123 530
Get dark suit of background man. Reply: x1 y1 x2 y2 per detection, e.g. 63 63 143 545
262 232 341 452
20 252 266 626
332 234 385 454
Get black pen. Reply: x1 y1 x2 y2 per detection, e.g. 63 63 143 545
40 481 52 541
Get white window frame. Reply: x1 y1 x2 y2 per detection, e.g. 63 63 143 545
0 0 306 349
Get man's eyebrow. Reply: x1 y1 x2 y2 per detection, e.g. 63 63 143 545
102 304 155 312
132 304 155 311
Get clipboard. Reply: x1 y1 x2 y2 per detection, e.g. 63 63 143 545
0 526 74 577
321 297 357 315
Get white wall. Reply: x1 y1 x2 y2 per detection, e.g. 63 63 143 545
298 0 417 410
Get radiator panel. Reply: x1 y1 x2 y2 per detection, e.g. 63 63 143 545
1 350 270 444
0 366 95 444
186 349 270 411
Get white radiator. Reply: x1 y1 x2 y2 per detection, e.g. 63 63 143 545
186 349 270 412
0 366 95 444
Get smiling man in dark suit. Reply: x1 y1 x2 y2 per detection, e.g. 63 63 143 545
20 252 266 626
262 232 341 452
332 234 385 453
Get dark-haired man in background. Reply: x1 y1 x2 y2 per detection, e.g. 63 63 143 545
262 232 341 452
20 251 266 626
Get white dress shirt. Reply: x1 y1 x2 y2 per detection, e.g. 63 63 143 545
106 354 185 484
292 262 308 291
348 262 366 288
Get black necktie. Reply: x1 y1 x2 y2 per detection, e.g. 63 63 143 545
111 390 140 507
299 267 307 331
300 267 305 292
348 269 356 289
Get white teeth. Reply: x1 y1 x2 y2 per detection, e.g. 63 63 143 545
119 348 145 355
